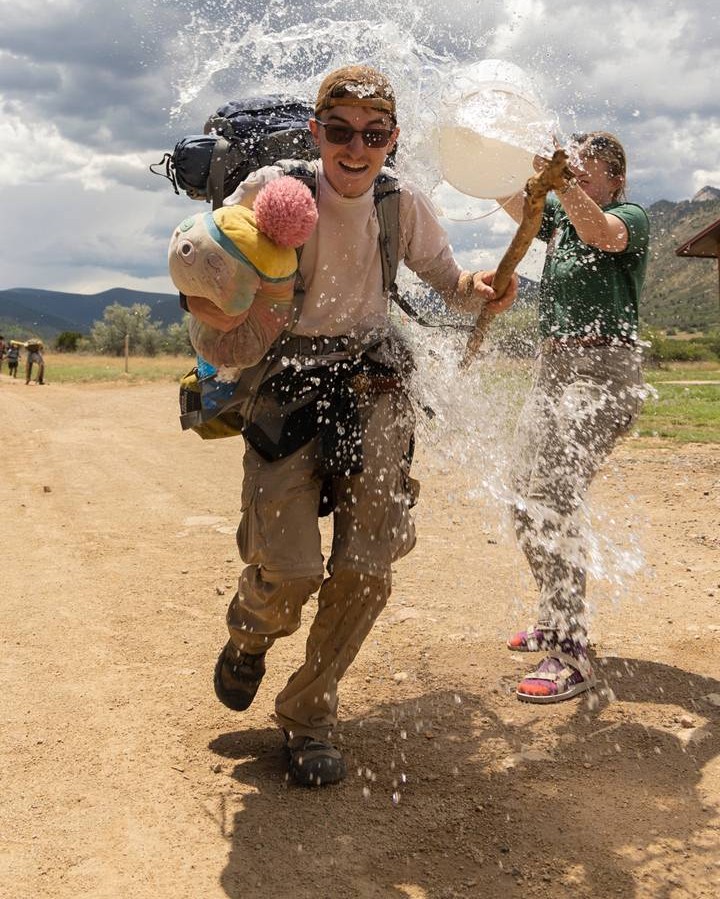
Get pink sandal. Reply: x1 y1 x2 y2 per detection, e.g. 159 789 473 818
516 650 596 704
507 623 559 653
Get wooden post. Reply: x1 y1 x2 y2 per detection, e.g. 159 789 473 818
124 334 129 373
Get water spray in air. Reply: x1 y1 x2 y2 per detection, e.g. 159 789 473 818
165 0 648 776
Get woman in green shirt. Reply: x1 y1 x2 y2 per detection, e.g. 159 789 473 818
502 132 649 703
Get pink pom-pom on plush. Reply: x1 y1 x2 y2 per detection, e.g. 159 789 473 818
253 176 318 248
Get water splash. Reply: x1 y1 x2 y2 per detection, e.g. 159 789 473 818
167 0 474 193
165 0 648 629
404 315 647 634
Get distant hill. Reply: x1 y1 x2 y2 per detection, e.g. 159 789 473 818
643 188 720 332
0 287 183 341
0 279 539 342
690 186 720 203
2 189 719 342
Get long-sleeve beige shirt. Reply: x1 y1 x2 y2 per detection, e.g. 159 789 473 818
224 161 462 339
189 161 467 369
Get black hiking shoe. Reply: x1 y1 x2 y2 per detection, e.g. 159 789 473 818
213 641 266 711
285 733 347 787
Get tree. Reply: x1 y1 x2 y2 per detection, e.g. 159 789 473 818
163 318 194 356
88 303 165 356
55 331 85 352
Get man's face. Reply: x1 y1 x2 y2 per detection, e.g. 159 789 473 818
309 104 398 198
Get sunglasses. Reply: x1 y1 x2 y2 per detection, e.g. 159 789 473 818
316 120 395 148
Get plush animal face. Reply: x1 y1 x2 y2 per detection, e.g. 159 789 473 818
168 206 298 315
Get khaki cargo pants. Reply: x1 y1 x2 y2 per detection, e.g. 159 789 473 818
511 344 645 643
226 390 416 740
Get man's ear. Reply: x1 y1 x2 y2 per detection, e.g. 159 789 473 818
308 118 321 147
386 125 400 156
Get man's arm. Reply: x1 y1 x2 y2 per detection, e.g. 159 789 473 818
188 300 291 370
399 186 518 318
222 165 283 208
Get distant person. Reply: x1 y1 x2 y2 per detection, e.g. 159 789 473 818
0 335 5 374
500 131 649 703
25 340 45 385
6 342 20 378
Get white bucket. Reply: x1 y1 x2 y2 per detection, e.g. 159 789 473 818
438 60 555 199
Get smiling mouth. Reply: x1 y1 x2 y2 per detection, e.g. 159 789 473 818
339 161 369 173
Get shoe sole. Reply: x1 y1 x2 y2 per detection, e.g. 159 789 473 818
213 646 262 712
516 678 596 703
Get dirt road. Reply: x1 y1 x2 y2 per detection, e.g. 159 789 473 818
2 377 719 899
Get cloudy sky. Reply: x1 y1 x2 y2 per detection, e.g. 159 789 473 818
1 0 718 294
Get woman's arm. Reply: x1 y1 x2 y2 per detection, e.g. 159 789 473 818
556 182 628 252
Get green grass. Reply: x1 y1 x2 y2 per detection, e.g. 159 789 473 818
638 362 720 443
645 361 720 383
484 359 720 445
38 353 192 383
22 353 720 444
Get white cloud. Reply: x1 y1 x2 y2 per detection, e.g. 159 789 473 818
0 113 86 186
0 181 180 293
0 0 718 293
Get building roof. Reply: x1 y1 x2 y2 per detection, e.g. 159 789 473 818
676 216 720 259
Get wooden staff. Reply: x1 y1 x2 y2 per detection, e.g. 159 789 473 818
461 149 572 367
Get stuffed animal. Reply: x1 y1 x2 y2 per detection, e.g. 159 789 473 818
168 176 318 333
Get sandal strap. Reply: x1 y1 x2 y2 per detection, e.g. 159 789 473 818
523 651 595 690
513 623 558 649
526 621 556 634
546 649 594 680
528 666 576 685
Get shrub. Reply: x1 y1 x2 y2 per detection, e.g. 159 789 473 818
642 329 718 363
55 331 85 352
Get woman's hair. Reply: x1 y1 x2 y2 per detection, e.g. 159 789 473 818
571 131 627 202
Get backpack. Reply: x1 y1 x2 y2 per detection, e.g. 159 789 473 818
177 158 404 441
179 358 256 440
150 95 318 210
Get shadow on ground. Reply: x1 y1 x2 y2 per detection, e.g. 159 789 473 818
208 656 720 899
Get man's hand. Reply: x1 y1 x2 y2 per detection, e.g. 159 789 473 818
472 270 518 317
450 270 518 316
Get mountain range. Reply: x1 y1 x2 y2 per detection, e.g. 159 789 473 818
1 187 719 341
0 288 184 342
643 186 720 332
